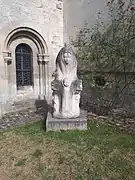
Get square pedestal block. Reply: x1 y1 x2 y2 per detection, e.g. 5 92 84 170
46 110 87 132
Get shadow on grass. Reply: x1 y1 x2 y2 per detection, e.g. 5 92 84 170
35 99 53 131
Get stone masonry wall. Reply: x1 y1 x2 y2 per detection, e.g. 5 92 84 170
0 0 64 118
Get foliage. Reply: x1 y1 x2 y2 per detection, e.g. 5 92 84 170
73 0 135 72
73 0 135 111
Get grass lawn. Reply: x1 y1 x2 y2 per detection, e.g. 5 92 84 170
0 120 135 180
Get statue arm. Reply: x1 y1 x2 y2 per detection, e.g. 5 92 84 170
51 80 63 91
71 79 82 94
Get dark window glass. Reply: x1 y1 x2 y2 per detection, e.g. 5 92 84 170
15 44 33 87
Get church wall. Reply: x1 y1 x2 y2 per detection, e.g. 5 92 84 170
0 0 63 118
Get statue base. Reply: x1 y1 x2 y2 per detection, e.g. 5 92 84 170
46 110 87 132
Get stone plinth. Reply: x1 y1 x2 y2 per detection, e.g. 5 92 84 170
46 110 87 132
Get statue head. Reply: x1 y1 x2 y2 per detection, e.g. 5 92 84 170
61 44 73 65
55 44 77 78
63 52 72 65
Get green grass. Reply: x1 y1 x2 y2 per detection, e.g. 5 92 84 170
0 120 135 180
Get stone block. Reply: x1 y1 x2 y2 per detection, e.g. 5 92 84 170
46 110 87 132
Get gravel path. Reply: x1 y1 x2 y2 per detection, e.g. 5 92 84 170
88 112 135 135
1 107 135 134
0 107 45 132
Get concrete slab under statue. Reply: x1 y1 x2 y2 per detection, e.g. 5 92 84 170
46 44 87 131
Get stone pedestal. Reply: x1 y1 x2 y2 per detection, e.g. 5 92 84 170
46 110 87 132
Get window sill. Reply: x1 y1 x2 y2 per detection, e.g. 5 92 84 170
17 86 33 92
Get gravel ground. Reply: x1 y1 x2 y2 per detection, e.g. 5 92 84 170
1 107 135 134
88 112 135 135
0 107 45 132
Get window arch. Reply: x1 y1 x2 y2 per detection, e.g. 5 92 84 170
15 43 33 88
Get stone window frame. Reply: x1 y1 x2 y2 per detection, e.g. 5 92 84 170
9 38 38 98
3 27 49 102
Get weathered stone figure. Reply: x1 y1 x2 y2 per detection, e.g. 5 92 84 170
51 44 82 118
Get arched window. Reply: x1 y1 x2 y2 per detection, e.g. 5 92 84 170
15 43 33 88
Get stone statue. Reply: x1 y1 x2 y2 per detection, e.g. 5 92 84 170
51 44 82 118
